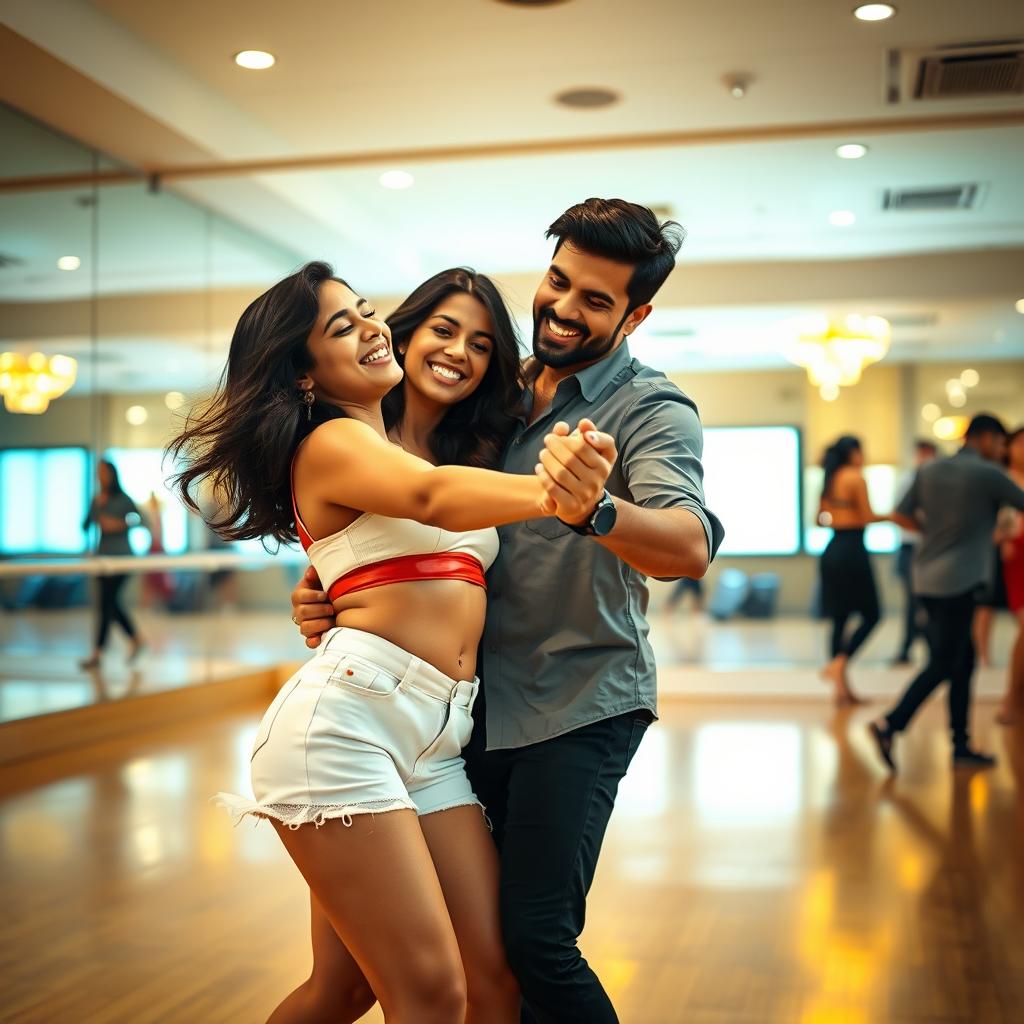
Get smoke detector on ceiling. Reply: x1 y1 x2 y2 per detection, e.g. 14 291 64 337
886 40 1024 103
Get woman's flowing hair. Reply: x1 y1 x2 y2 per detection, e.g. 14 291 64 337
166 261 347 546
381 268 524 469
99 458 126 498
821 435 862 503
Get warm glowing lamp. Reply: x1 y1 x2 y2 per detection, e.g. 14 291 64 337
0 352 78 413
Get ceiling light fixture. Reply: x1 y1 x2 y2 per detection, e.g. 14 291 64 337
164 391 186 411
835 143 868 159
554 87 619 109
784 314 891 397
828 210 856 227
234 50 275 70
57 255 81 271
960 368 980 388
125 405 148 426
0 352 77 414
853 4 896 21
921 403 941 423
1015 298 1024 314
933 415 968 442
379 170 414 190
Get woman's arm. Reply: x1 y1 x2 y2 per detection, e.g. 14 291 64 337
299 419 557 531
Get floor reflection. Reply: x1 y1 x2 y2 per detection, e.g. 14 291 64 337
1 697 1022 1022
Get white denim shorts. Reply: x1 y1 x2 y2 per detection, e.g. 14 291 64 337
216 627 481 829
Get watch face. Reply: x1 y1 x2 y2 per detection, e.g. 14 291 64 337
592 500 617 536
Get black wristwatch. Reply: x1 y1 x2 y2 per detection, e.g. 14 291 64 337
561 490 617 537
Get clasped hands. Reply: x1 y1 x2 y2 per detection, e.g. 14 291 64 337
534 418 617 525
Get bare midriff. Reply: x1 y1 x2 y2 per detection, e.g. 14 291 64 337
332 578 486 681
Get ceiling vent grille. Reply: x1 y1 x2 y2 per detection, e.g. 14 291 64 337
886 40 1024 102
882 184 979 211
916 50 1024 98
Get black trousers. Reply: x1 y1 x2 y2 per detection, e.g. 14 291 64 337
884 588 977 750
895 543 923 659
464 706 649 1024
95 574 137 649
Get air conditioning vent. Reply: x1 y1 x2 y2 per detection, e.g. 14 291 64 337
917 50 1024 97
886 40 1024 103
882 184 980 211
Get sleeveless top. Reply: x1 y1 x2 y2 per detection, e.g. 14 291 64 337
291 460 499 603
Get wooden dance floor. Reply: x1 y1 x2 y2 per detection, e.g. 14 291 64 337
2 694 1022 1023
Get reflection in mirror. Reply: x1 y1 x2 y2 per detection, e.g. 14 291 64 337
0 103 306 737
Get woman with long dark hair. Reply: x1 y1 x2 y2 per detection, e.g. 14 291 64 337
79 458 144 668
168 262 608 1024
818 435 887 705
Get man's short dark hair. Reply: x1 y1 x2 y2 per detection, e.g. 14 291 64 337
965 413 1007 439
545 198 685 311
914 438 938 455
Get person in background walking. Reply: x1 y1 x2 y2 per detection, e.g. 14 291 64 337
79 458 145 669
891 439 938 666
818 436 888 706
869 414 1024 772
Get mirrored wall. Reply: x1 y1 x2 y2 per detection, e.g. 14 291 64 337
0 104 308 727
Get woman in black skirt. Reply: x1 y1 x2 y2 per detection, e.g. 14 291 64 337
818 436 889 706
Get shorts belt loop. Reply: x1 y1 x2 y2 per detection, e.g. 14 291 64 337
401 656 423 689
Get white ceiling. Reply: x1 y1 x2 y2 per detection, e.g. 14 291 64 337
1 0 1023 387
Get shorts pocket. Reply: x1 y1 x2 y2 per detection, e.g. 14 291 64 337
327 653 402 696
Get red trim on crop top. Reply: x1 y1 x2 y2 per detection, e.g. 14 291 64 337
291 472 486 600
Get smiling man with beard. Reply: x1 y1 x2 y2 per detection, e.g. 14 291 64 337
294 198 724 1023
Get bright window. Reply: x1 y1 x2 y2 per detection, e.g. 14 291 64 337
0 447 89 555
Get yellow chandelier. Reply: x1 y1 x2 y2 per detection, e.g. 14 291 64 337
785 314 891 400
0 352 78 414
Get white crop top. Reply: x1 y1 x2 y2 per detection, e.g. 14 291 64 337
301 511 499 597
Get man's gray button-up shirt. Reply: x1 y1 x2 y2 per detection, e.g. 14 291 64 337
481 341 724 750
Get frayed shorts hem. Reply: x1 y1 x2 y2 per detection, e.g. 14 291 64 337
214 792 417 830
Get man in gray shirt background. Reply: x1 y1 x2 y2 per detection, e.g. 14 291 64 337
294 198 723 1022
870 414 1024 772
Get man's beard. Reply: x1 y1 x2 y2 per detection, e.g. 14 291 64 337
532 308 622 370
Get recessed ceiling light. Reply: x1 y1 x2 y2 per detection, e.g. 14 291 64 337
379 170 414 190
835 143 868 159
125 405 148 426
960 368 980 388
164 391 186 410
1015 298 1024 314
828 210 856 227
921 403 941 423
853 4 896 21
554 87 620 109
234 50 275 70
57 255 81 271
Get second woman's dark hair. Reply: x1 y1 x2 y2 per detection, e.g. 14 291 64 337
99 458 125 497
167 261 347 545
821 435 862 501
381 268 524 469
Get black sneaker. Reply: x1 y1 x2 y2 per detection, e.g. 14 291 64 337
952 748 997 769
868 721 896 773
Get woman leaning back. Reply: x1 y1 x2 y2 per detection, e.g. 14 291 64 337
168 262 613 1024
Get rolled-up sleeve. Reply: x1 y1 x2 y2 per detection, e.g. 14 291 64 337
618 382 725 563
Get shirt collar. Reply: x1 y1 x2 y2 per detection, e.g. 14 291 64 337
573 339 633 402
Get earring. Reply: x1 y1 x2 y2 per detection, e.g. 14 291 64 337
302 388 314 421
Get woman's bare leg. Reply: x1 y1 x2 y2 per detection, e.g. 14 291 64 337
267 803 519 1024
420 805 520 1024
974 605 994 668
266 892 375 1024
271 810 466 1024
997 611 1024 725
